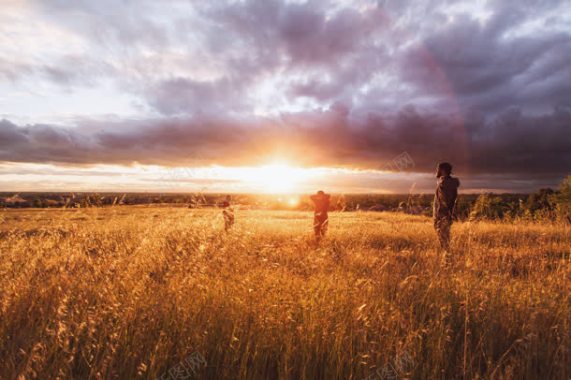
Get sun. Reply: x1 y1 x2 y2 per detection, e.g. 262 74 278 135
255 163 304 193
208 161 311 193
287 196 299 207
230 162 307 193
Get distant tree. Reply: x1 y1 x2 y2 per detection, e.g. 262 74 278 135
80 195 93 208
553 176 571 223
469 193 507 220
336 194 347 212
455 196 473 220
91 193 104 207
525 188 557 221
504 198 524 220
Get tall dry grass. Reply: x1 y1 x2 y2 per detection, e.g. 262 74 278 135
0 207 569 379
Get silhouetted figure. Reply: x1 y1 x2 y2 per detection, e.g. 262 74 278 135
434 162 460 254
311 190 330 241
220 195 234 231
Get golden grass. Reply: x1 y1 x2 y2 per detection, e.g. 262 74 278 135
0 207 569 379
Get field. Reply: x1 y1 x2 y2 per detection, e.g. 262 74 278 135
0 207 569 379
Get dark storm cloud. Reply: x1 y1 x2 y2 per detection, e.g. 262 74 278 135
172 0 571 118
1 104 569 177
146 77 250 116
198 0 381 65
22 0 569 115
401 10 571 114
141 0 388 114
1 0 570 186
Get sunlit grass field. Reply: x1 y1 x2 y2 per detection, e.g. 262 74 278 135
1 207 569 379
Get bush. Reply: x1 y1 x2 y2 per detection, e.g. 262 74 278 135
469 193 508 220
553 175 571 223
524 188 556 221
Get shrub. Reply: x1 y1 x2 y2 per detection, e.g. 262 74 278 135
553 175 571 223
469 193 507 220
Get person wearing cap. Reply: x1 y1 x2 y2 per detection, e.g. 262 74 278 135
310 190 330 241
434 162 460 255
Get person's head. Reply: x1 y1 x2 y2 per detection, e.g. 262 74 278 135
436 162 453 178
317 190 325 196
225 194 232 201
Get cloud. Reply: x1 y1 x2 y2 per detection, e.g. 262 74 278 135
1 103 569 177
8 0 567 117
0 0 569 190
402 10 571 114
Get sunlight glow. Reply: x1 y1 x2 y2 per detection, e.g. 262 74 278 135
287 197 300 207
0 162 431 194
233 163 310 193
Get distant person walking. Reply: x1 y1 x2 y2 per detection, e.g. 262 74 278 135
220 195 235 231
434 162 460 255
311 190 330 241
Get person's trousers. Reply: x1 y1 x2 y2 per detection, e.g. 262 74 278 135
434 216 452 251
223 210 234 230
314 212 329 237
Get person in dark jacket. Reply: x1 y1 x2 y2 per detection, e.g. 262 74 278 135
434 162 460 253
311 190 330 241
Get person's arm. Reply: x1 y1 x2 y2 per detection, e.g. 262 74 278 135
451 197 458 220
436 183 449 209
442 182 457 218
450 181 460 219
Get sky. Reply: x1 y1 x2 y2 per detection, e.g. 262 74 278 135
0 0 570 194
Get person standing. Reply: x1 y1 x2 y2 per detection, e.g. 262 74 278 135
434 162 460 255
220 195 235 231
311 190 330 242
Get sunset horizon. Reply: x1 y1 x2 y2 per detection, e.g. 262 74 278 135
1 160 565 195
